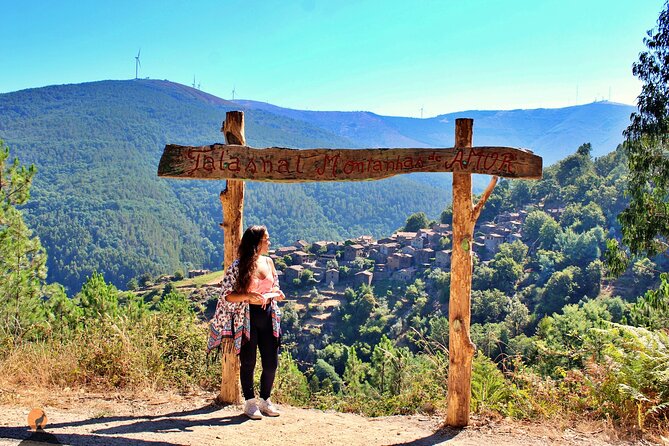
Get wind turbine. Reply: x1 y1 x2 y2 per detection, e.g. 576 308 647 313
135 49 141 80
192 75 196 88
231 86 236 100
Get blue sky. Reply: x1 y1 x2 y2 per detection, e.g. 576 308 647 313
1 0 665 116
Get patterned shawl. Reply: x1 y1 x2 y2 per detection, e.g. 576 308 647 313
207 259 281 355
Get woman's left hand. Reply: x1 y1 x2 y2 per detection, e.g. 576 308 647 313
273 287 285 302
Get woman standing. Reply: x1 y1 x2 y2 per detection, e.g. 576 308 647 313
208 225 284 419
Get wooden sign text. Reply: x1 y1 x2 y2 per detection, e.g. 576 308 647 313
158 144 542 182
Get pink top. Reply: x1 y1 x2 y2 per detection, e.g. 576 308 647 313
252 275 274 294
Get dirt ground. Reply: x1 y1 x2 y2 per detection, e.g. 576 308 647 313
0 389 664 446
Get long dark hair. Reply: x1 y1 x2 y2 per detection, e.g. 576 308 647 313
235 225 267 293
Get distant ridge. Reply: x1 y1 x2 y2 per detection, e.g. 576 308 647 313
236 99 634 165
0 79 635 290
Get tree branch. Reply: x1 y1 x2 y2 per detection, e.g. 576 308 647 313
471 176 498 223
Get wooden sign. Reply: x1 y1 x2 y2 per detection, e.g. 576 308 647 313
157 144 542 181
158 111 544 428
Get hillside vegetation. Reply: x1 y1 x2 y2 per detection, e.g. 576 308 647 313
1 136 668 439
0 80 450 291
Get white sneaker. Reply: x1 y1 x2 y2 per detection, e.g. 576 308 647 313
244 398 263 420
258 398 280 417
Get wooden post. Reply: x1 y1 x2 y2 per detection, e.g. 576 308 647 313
446 119 477 426
157 114 538 418
217 111 245 405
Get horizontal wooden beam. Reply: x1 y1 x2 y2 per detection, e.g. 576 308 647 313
157 144 542 182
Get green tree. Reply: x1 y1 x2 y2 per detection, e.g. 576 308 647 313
343 346 367 391
313 359 343 393
77 272 120 320
403 212 430 232
537 266 582 315
316 342 349 376
522 210 555 247
560 202 606 233
471 289 510 324
440 206 452 225
614 4 669 265
509 180 532 208
554 143 594 187
0 142 48 343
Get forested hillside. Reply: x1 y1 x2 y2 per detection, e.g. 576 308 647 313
272 141 668 428
0 80 450 291
0 80 633 291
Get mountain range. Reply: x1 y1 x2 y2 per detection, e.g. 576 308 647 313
0 79 634 291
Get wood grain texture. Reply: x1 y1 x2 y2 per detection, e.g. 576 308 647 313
446 118 477 427
218 111 245 406
158 145 542 181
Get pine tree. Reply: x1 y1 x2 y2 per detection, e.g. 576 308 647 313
0 141 48 343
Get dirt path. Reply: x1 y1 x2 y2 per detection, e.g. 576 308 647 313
0 390 660 446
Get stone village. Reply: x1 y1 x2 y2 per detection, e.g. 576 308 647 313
267 209 535 290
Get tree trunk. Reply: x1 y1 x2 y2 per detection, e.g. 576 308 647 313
217 111 246 405
447 118 477 427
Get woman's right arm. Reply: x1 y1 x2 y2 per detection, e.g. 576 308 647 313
220 262 265 304
225 291 264 304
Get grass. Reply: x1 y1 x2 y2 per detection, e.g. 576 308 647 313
169 270 225 288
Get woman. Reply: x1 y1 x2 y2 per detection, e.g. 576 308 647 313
207 225 284 420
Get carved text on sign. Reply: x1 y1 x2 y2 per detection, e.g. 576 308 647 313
158 144 542 182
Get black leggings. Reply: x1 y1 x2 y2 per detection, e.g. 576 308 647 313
239 305 279 400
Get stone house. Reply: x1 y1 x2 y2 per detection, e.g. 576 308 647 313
431 223 451 233
395 231 418 244
290 250 310 265
325 268 339 286
410 236 425 249
484 233 506 252
354 270 373 287
188 269 210 278
401 245 417 256
388 253 413 271
275 246 298 257
294 240 310 250
414 248 434 265
326 241 340 253
367 248 386 263
311 265 325 281
284 265 304 282
372 264 390 282
312 241 329 252
316 253 337 268
394 267 417 282
344 244 365 261
356 235 374 246
379 242 400 256
435 250 452 268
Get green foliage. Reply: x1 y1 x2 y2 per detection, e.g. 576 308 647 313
77 272 121 320
522 210 555 247
589 323 669 430
0 143 48 344
560 202 606 233
1 81 450 291
471 352 532 417
316 342 349 376
274 351 311 405
535 300 614 374
471 289 510 324
618 3 669 261
402 212 430 232
629 272 669 329
313 359 343 393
